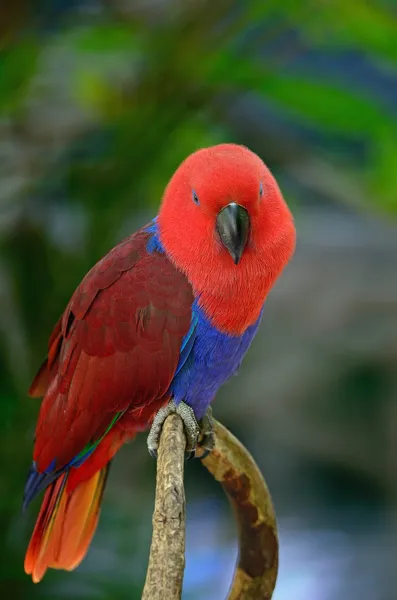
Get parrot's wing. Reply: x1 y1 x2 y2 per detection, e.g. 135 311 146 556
31 227 193 472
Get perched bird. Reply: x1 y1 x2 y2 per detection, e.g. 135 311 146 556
23 143 296 582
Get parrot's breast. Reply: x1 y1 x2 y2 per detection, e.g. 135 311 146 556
169 302 262 419
146 219 263 419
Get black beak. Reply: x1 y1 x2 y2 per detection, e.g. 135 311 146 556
216 203 250 265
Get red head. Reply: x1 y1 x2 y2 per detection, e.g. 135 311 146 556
158 144 296 334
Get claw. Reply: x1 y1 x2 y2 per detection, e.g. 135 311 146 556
197 406 215 459
148 447 158 459
176 401 200 454
147 401 215 460
197 447 212 460
147 402 176 458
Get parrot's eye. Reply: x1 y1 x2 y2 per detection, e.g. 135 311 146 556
192 190 200 205
259 181 263 198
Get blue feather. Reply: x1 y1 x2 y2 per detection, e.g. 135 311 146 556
145 219 264 420
175 313 198 375
23 412 124 510
22 462 64 511
145 218 165 254
24 219 263 509
170 300 263 419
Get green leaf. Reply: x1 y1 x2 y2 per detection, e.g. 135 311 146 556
0 39 38 113
244 1 397 66
262 73 392 136
201 51 394 136
298 1 397 65
74 69 110 112
75 24 139 54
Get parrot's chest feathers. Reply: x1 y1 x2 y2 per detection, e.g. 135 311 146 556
144 221 264 418
170 303 263 419
194 271 267 335
147 218 271 336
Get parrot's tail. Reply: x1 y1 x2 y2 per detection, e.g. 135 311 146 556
24 465 109 583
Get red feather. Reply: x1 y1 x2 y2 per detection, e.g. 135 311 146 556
25 226 193 581
32 228 193 473
24 466 109 583
25 143 296 582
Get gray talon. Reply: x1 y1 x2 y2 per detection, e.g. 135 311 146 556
198 447 212 460
147 401 215 460
147 400 200 459
175 401 200 454
148 448 158 459
197 406 215 458
147 402 176 457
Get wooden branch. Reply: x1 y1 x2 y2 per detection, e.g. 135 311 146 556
142 415 279 600
142 414 187 600
198 420 279 600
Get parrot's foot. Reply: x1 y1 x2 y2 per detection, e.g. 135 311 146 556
197 406 215 460
147 401 214 460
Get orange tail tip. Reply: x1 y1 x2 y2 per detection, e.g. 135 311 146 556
24 466 109 583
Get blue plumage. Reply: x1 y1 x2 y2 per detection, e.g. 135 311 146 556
170 300 261 419
23 462 60 511
24 219 262 509
147 221 263 419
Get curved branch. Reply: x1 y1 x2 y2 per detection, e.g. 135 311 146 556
142 415 278 600
142 414 186 600
198 419 279 600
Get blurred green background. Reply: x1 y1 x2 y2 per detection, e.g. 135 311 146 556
1 1 397 599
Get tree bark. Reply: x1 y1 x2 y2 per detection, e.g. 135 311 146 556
142 414 186 600
199 420 278 600
142 415 279 600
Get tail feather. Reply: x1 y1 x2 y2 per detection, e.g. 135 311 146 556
24 466 109 583
24 473 67 582
22 461 60 511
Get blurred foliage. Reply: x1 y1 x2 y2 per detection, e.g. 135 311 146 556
0 1 396 599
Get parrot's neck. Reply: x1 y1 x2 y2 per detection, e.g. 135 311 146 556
194 279 268 336
147 219 271 336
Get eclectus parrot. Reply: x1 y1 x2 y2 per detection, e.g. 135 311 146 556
23 143 296 582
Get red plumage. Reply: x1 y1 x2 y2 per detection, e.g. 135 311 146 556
158 144 296 334
25 143 296 582
25 227 193 581
33 228 193 473
25 466 110 583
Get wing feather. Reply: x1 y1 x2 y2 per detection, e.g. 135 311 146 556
32 228 193 472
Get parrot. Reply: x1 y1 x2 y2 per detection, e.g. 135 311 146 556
23 143 296 583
